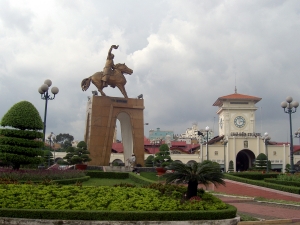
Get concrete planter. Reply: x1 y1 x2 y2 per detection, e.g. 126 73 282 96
155 167 167 176
75 164 87 170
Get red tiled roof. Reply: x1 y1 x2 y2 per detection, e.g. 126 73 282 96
111 143 124 153
213 93 262 106
293 145 300 153
113 137 200 154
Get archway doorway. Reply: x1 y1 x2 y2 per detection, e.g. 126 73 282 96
236 149 255 171
117 112 133 165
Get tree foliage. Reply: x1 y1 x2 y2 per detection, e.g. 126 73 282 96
0 101 44 169
255 153 267 171
228 160 234 172
145 155 154 167
154 144 173 167
63 141 91 164
54 133 74 149
163 160 225 199
1 101 43 130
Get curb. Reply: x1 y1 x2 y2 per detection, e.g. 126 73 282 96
238 219 296 224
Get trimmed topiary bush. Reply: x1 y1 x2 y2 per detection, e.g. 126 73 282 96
63 141 91 165
0 101 44 170
255 153 267 171
1 101 43 130
154 144 173 167
228 160 234 172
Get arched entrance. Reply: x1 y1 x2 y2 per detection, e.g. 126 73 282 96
236 149 255 171
117 112 133 165
85 96 144 166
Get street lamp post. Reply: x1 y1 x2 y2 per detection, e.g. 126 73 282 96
205 126 209 160
281 96 299 174
295 128 300 145
221 138 228 172
48 132 55 166
262 132 271 173
38 79 59 143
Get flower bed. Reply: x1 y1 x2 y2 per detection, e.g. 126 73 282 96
0 184 237 221
0 169 86 182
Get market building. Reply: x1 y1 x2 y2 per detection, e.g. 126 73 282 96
109 91 300 172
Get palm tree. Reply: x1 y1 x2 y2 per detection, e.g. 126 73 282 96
163 160 225 199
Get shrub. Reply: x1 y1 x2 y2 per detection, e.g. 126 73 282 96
0 101 44 170
145 155 154 167
285 164 291 173
228 160 234 172
63 141 91 164
0 168 86 181
255 153 267 171
153 144 173 167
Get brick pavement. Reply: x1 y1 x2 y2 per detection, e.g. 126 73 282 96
210 179 300 222
214 179 300 202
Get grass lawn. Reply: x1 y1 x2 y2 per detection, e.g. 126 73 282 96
140 172 165 181
81 172 164 186
82 178 139 186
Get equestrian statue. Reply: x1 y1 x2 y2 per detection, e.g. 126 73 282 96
81 45 133 98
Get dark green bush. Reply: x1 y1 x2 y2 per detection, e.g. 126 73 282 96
264 178 300 187
225 173 300 194
255 153 267 171
0 205 237 221
0 101 44 169
0 137 44 148
0 129 43 139
229 172 279 180
0 101 43 130
86 171 129 179
228 160 234 172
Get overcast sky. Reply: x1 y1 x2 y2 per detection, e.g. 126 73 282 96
1 0 300 143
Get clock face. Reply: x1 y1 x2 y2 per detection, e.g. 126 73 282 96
234 116 246 128
219 118 223 129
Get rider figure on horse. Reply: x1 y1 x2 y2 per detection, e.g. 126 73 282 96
102 45 119 87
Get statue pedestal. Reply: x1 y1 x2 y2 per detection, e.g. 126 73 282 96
84 96 145 166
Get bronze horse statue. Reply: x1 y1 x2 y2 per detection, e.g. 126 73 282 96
81 63 133 98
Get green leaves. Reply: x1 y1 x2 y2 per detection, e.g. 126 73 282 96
163 161 225 199
0 101 43 130
0 184 228 211
63 141 91 164
154 144 173 167
0 129 43 140
0 101 44 169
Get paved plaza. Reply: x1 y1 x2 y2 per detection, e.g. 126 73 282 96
214 179 300 224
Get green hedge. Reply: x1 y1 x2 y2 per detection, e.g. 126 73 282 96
53 176 90 185
86 171 129 179
0 129 43 139
18 176 90 185
228 172 279 180
85 171 155 185
264 178 300 187
129 173 155 185
0 136 44 149
0 204 237 221
225 174 300 194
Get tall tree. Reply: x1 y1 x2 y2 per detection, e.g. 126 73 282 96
163 160 225 199
0 101 44 170
55 133 74 149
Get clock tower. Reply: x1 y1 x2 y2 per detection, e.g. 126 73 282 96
213 91 261 137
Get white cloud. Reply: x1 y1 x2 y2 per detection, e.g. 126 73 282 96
1 0 300 143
